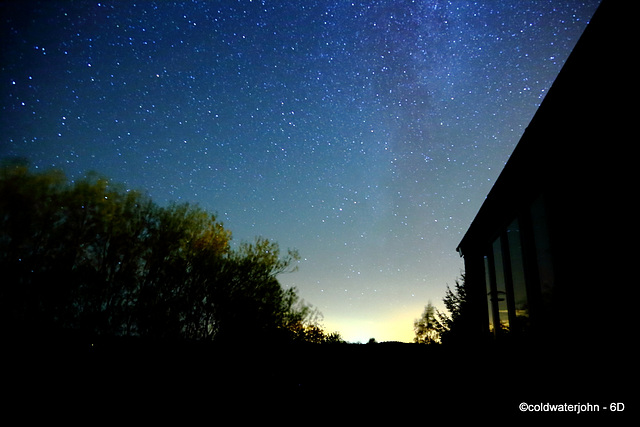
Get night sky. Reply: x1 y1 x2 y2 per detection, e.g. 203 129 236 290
1 0 600 343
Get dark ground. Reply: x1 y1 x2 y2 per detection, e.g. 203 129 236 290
3 337 632 422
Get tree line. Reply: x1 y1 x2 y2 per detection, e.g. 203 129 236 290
0 160 342 345
414 275 475 345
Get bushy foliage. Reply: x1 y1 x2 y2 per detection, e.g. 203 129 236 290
413 301 440 344
0 162 328 344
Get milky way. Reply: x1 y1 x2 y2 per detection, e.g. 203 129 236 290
1 0 601 342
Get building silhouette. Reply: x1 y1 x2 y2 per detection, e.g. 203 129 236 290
456 0 631 349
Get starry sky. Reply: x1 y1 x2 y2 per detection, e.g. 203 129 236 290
1 0 600 343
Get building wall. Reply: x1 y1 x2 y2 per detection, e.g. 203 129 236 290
456 0 630 348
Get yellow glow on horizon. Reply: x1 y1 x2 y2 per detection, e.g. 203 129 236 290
323 306 426 344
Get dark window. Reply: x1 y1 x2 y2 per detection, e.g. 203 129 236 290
484 255 494 334
507 218 530 334
484 217 534 338
530 196 554 303
492 236 509 333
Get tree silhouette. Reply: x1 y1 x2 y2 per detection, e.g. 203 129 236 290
414 301 440 344
434 274 478 345
0 162 332 345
